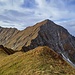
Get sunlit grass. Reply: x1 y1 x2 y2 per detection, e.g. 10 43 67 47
0 46 75 75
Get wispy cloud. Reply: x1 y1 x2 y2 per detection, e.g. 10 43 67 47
0 0 75 35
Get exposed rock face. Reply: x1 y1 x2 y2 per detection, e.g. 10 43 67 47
0 27 20 50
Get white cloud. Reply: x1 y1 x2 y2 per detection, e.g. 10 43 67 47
0 20 25 30
0 0 75 35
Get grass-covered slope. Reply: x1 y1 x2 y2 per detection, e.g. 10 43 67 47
0 46 75 75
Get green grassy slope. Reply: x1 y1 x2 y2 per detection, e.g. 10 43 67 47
0 46 75 75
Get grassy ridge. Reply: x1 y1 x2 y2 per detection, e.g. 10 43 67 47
0 46 75 75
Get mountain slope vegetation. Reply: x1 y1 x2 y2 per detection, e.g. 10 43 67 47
0 46 75 75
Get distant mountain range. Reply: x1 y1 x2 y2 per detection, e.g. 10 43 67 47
0 19 75 75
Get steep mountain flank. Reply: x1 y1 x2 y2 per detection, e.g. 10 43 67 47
0 46 75 75
0 27 20 50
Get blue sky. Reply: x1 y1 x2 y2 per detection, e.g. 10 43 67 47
0 0 75 35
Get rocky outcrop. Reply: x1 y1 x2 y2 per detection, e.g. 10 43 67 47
0 45 15 55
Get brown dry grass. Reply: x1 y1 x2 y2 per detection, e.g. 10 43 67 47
0 46 75 75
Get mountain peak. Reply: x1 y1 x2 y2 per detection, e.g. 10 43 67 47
33 19 55 29
44 19 51 22
43 19 54 24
